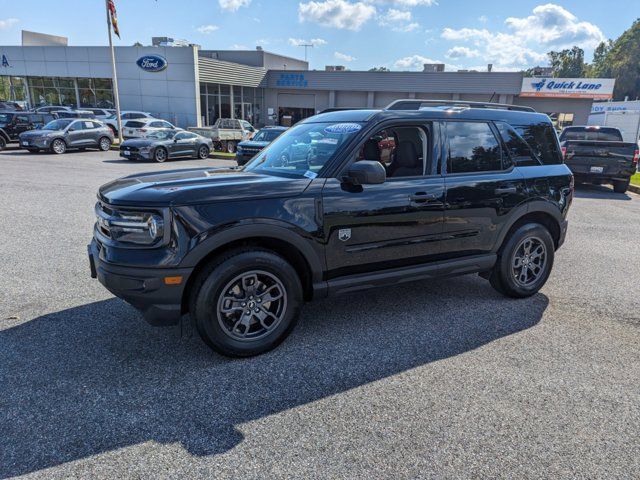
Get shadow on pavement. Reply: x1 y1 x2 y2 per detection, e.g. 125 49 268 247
0 276 548 477
573 183 633 201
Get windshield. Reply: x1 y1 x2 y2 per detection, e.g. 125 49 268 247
147 130 176 140
244 121 363 177
43 119 73 130
252 129 284 142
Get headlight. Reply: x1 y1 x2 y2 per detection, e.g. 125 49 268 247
236 146 243 153
95 202 167 246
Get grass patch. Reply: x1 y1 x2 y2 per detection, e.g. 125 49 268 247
210 151 236 158
631 173 640 186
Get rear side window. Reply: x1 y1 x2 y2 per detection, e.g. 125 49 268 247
446 122 502 174
495 122 540 167
125 121 146 128
560 127 622 142
514 123 562 165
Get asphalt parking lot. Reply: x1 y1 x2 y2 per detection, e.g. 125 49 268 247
1 147 639 479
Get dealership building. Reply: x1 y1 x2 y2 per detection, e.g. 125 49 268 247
0 32 615 129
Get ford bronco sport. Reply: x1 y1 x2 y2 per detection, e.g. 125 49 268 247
89 100 573 357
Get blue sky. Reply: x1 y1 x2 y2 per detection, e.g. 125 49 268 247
0 0 636 71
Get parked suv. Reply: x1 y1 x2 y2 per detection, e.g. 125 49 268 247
0 111 57 149
19 118 113 153
89 100 573 357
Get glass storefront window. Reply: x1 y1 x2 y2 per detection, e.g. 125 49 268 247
93 78 112 90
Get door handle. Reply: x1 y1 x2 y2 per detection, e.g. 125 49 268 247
494 186 518 195
409 192 437 203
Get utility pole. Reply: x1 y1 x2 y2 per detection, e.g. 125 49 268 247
299 43 313 62
105 0 123 143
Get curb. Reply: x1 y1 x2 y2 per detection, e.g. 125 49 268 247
629 183 640 195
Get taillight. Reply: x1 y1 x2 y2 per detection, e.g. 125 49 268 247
561 146 567 159
633 149 639 166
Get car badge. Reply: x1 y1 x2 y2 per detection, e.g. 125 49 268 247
338 228 351 242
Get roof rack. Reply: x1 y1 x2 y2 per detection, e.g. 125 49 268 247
385 99 536 113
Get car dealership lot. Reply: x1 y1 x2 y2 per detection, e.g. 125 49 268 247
1 149 639 478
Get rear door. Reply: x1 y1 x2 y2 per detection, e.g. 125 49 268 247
441 120 528 257
13 114 32 138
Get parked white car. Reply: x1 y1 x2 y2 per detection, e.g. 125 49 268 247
122 118 180 139
103 111 154 135
85 108 116 119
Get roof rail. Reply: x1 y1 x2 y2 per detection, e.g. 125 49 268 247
385 99 536 113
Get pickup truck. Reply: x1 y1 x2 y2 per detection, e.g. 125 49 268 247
189 118 255 153
559 126 639 193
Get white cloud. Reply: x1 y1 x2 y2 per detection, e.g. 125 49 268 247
0 18 18 29
230 44 249 50
288 37 327 46
378 8 418 32
334 51 356 61
299 0 376 30
478 15 488 23
440 3 604 68
196 24 219 34
367 0 437 5
219 0 251 11
446 46 480 59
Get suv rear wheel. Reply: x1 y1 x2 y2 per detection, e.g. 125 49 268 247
612 179 630 194
489 223 555 298
189 249 303 357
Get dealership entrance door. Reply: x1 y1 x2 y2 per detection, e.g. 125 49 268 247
277 93 315 126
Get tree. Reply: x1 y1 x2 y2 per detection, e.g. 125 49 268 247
547 46 586 77
586 40 614 77
605 19 640 100
368 67 390 72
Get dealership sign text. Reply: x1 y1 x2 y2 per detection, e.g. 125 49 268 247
520 77 615 99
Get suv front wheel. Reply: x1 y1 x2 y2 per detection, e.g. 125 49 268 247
190 249 303 357
489 223 555 298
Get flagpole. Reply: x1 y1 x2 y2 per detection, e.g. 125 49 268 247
105 0 123 143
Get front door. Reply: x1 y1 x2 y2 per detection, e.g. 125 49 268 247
440 120 528 257
170 132 198 157
322 122 445 279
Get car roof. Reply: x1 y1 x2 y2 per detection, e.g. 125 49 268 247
303 106 550 126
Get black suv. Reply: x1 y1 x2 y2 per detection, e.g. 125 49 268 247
0 111 57 149
89 100 573 357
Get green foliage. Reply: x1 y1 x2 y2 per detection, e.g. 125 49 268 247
547 46 586 77
605 19 640 100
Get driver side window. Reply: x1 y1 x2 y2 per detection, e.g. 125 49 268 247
356 125 430 178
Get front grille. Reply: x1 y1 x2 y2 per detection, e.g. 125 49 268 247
241 148 261 155
120 146 139 152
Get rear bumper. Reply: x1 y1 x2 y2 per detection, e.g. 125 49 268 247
88 240 192 326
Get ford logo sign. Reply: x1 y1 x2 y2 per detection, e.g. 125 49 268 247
136 55 168 72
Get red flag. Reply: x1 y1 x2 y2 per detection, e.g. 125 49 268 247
107 0 120 38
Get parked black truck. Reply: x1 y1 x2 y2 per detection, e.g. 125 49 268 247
89 100 573 357
559 126 639 193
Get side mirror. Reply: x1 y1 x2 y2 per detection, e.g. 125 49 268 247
346 160 386 185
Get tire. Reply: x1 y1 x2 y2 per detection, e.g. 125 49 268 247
98 136 111 151
612 179 629 194
225 141 236 154
0 136 6 150
489 223 555 298
50 139 66 154
196 145 210 159
189 249 303 357
153 147 168 163
27 148 38 153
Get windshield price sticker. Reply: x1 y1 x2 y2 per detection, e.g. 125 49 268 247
303 170 318 179
324 123 362 134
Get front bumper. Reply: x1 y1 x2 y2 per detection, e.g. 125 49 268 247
120 150 152 161
235 152 255 165
558 219 569 249
88 239 192 326
20 137 50 149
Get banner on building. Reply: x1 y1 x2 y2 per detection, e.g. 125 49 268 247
520 77 615 99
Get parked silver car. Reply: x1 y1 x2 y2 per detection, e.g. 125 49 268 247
18 118 114 154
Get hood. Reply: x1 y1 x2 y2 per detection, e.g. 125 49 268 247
238 140 269 149
98 167 312 207
20 129 61 138
120 138 159 148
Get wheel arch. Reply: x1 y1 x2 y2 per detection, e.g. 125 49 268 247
180 224 324 313
494 202 563 254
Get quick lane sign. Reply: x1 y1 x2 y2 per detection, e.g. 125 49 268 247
520 77 614 99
